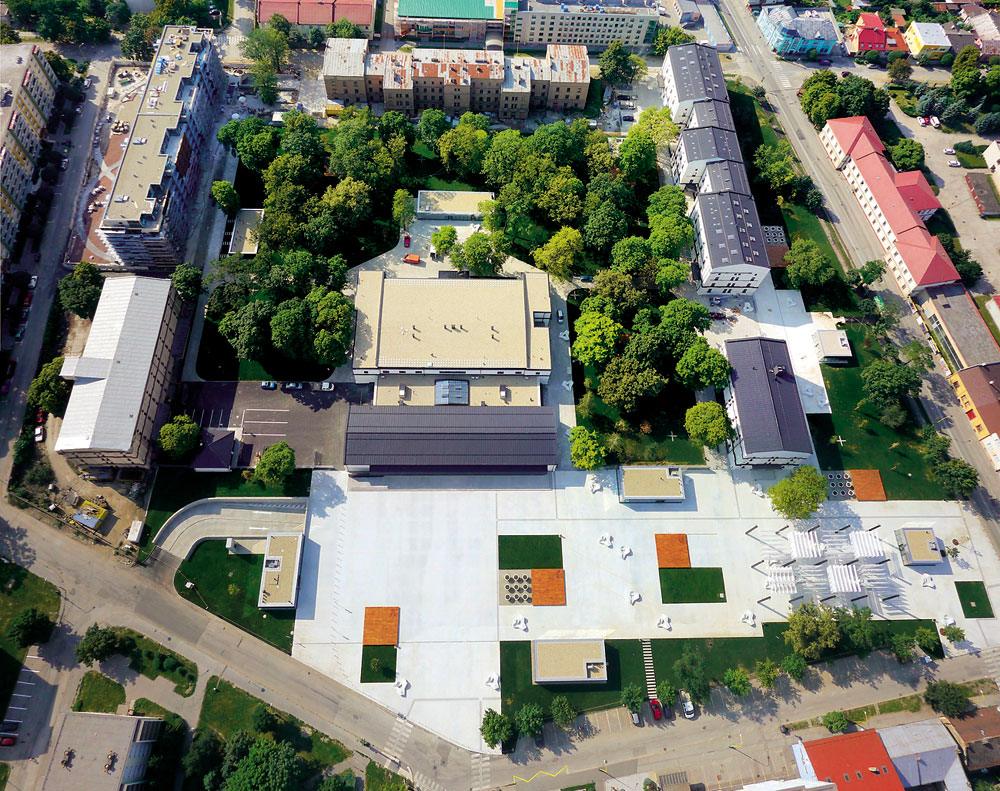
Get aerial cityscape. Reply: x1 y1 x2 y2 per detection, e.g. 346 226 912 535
1 0 1000 790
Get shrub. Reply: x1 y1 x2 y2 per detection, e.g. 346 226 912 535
822 711 850 733
781 653 807 682
924 680 971 717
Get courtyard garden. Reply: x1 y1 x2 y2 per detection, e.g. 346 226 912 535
658 567 726 604
808 325 945 500
175 540 297 652
360 645 398 683
498 535 564 570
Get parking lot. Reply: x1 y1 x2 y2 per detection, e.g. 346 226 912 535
181 381 371 469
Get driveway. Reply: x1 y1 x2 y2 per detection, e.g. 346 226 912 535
180 381 371 469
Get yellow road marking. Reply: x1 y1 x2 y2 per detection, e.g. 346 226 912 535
513 766 569 783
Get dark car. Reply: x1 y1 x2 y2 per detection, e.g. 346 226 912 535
36 409 45 424
580 275 593 283
622 115 635 122
14 326 25 342
403 234 411 248
841 70 850 77
23 293 33 307
4 360 16 380
818 59 832 66
0 722 18 733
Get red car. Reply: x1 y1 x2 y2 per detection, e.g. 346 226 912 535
403 234 411 248
649 699 662 721
23 293 33 307
0 735 16 747
36 409 45 424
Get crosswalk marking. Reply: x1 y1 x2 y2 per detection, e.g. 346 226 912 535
385 715 413 762
471 752 492 790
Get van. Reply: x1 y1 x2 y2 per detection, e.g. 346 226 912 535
430 245 437 260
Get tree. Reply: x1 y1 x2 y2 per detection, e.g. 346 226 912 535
551 695 578 728
584 202 630 254
888 138 925 171
783 602 840 661
310 288 354 367
951 45 983 99
171 263 203 303
755 658 781 689
598 356 667 413
656 259 688 294
861 358 922 410
431 225 458 255
121 13 156 60
900 339 934 372
255 441 295 487
450 231 505 277
880 403 908 429
532 227 582 281
438 124 489 178
781 653 807 682
889 632 915 663
480 709 513 749
648 212 694 260
222 735 301 791
655 680 677 706
157 415 200 461
619 128 657 181
941 624 965 644
211 181 241 217
975 112 1000 135
836 606 875 651
325 18 362 38
684 402 732 447
319 771 356 791
75 624 121 666
7 608 53 648
611 237 651 274
538 171 584 225
514 703 544 738
569 426 607 470
251 63 279 104
722 667 751 696
391 189 415 231
651 24 695 55
239 27 289 73
182 730 222 781
848 259 885 288
888 58 912 82
675 338 731 390
753 141 796 194
599 40 641 85
920 425 952 464
915 626 941 654
804 188 824 214
647 185 687 219
58 262 104 318
784 239 838 289
267 12 291 36
924 680 971 718
768 465 827 520
0 22 21 43
251 704 278 734
674 648 710 704
635 106 679 147
620 682 644 714
418 108 451 151
659 298 710 356
220 301 275 360
822 711 850 733
27 357 69 416
933 458 979 499
572 312 622 368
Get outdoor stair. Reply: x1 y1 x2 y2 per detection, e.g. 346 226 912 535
641 639 657 699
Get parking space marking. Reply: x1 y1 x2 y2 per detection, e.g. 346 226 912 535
243 420 288 425
245 433 286 438
245 408 290 412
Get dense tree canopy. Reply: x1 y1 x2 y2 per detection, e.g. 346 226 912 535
767 465 828 520
158 415 201 461
58 262 104 318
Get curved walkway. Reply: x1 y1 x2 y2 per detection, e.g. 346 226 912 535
153 496 308 560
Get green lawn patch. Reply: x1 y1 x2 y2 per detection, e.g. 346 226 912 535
143 467 311 561
366 760 408 791
974 294 1000 346
878 693 923 714
498 535 563 570
0 560 60 715
113 628 198 696
844 703 876 722
412 140 436 159
199 676 350 773
563 785 597 791
423 176 478 192
808 325 944 500
888 88 918 116
956 143 988 169
0 762 8 790
360 645 397 683
72 671 125 713
956 581 994 619
175 541 296 652
658 567 726 604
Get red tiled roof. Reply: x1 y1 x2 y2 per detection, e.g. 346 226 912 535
896 227 961 285
893 170 941 213
826 116 885 158
858 12 885 28
259 0 302 22
336 0 375 26
299 1 336 24
804 731 906 791
257 0 371 25
886 27 908 48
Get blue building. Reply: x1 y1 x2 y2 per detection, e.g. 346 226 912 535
756 6 839 56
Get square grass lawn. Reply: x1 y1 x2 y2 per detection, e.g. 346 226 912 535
72 671 126 713
659 567 726 604
498 535 563 570
360 645 398 683
956 581 995 619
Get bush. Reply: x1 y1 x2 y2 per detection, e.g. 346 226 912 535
822 711 850 733
7 608 54 648
923 680 971 717
781 653 807 682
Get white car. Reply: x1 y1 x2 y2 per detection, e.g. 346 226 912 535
320 382 335 391
28 275 38 289
948 160 961 167
930 116 941 128
918 117 928 127
83 77 93 89
683 700 696 719
283 382 305 390
943 148 955 155
34 426 45 443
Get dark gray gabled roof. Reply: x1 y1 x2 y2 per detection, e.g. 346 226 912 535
345 405 558 472
689 99 735 132
678 126 742 165
725 338 812 456
692 192 769 271
699 159 751 197
666 44 729 104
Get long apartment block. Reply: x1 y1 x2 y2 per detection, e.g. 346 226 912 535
662 44 769 296
0 44 58 266
322 39 589 120
98 26 224 269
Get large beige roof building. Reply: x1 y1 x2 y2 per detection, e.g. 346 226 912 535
323 40 589 120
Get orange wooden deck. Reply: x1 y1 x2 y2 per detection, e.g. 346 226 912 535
655 534 691 569
362 606 400 646
849 470 887 502
531 569 566 606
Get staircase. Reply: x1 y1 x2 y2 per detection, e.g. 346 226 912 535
641 639 657 699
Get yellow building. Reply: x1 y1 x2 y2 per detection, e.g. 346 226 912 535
947 362 1000 470
902 21 951 60
0 44 58 266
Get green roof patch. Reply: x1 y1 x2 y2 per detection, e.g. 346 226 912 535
397 0 502 21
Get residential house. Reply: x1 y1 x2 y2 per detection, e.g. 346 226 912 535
944 705 1000 771
967 8 1000 57
723 337 813 467
670 125 742 185
508 0 659 51
903 21 951 60
689 191 770 294
941 22 978 57
850 12 887 52
757 6 839 56
794 730 906 791
947 362 1000 470
673 0 701 26
878 720 971 791
257 0 376 37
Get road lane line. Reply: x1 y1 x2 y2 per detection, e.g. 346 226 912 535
243 421 288 425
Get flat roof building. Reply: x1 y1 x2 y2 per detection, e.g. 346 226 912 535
944 706 1000 771
97 27 224 269
508 0 658 51
531 638 607 683
39 712 164 791
894 527 940 565
661 44 729 125
416 190 494 220
878 720 969 791
228 208 263 257
258 532 304 608
618 466 686 502
724 337 813 467
690 192 770 295
397 0 506 40
913 283 1000 371
814 329 853 364
948 362 1000 471
56 276 180 469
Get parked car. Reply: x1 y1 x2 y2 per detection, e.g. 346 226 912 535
943 147 955 155
650 699 662 721
617 94 633 100
557 309 564 323
0 722 18 733
622 115 635 122
710 312 726 320
23 293 32 307
841 70 851 77
36 409 45 424
59 158 69 170
620 100 635 109
34 426 44 443
283 382 304 390
683 699 696 719
819 59 832 66
630 709 641 726
918 117 928 127
948 160 961 167
930 116 941 128
260 381 277 390
4 360 16 380
0 735 16 747
403 234 411 248
84 77 93 89
579 275 593 283
28 275 38 289
14 327 25 342
74 105 83 115
320 381 335 391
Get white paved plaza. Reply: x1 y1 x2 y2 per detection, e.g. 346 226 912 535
294 469 1000 753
